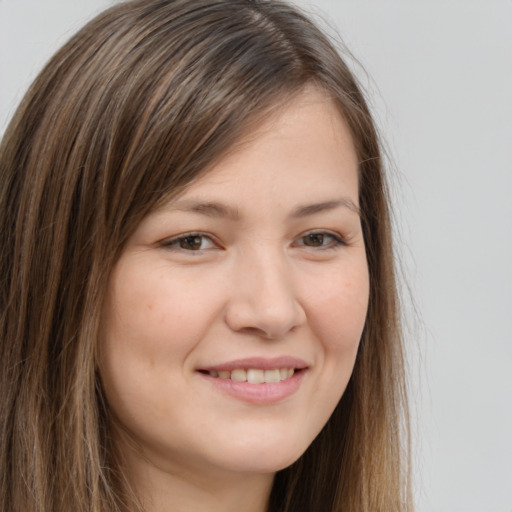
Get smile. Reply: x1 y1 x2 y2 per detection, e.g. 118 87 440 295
206 368 295 383
197 357 308 404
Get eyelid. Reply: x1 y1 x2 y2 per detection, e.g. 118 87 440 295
160 229 346 253
161 231 221 252
293 229 347 249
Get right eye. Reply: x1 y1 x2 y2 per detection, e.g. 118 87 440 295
162 233 217 252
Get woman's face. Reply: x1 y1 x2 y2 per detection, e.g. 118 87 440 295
99 88 369 481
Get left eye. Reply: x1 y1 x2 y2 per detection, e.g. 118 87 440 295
296 232 343 248
163 233 217 251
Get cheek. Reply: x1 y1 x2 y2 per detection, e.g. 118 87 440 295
101 262 222 360
293 262 368 446
306 262 369 355
98 262 223 431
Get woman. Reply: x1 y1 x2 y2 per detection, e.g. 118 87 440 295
0 0 411 511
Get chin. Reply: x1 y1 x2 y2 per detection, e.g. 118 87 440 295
212 435 310 475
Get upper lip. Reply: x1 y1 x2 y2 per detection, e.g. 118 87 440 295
198 356 309 372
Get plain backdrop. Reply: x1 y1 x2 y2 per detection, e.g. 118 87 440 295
1 1 511 511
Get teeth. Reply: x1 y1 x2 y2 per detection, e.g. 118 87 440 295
247 369 265 384
264 369 281 383
231 369 246 382
208 368 295 383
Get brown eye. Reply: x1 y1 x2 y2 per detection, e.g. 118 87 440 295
303 233 325 247
162 233 217 252
296 231 344 250
179 235 204 250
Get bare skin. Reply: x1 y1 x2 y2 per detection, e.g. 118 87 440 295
100 87 368 512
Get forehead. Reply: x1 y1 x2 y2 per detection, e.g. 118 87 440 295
174 87 359 204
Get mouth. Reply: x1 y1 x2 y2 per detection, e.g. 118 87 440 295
196 357 308 403
199 367 297 384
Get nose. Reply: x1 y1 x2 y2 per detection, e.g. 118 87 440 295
224 250 306 340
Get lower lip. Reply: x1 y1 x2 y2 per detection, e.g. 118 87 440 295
198 370 306 405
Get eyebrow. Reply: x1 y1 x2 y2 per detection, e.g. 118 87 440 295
172 200 241 220
170 197 360 220
290 198 360 218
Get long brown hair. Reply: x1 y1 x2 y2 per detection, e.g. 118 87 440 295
0 1 412 510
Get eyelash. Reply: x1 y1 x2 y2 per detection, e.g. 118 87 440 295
161 232 219 252
293 230 346 250
161 230 346 253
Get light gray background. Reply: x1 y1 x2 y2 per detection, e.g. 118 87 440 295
1 1 511 511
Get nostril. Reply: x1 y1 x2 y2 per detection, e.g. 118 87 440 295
224 298 306 340
239 326 271 337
